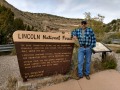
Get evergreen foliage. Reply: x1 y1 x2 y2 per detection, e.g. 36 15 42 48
0 5 33 44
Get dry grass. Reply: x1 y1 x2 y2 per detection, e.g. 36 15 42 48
10 47 16 55
90 58 103 74
106 44 120 52
18 86 28 90
70 45 79 79
6 76 17 90
35 74 69 89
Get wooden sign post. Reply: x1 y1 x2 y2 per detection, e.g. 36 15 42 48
13 31 74 81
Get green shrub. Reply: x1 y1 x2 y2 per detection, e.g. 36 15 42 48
102 55 117 69
116 49 120 53
91 55 117 73
102 38 112 44
108 32 120 39
103 32 120 44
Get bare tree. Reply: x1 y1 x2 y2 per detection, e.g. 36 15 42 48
84 12 91 20
97 14 105 22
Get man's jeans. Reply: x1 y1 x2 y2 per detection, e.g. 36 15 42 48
78 47 92 77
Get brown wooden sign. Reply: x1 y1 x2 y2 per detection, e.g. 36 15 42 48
13 31 74 81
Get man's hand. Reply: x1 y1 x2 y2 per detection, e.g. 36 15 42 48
72 36 77 41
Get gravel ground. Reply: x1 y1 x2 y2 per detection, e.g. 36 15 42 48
0 53 120 88
0 55 20 86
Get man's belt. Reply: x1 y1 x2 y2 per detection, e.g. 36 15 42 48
80 45 90 48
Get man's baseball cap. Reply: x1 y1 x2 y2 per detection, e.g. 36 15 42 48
81 20 87 24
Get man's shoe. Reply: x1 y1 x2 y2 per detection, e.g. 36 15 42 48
76 76 83 80
85 75 90 80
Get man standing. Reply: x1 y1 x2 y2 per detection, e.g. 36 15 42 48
71 20 96 80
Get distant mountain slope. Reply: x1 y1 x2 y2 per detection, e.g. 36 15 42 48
106 19 120 32
0 0 82 32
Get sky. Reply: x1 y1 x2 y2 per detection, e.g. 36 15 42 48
6 0 120 24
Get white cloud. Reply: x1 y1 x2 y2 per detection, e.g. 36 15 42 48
6 0 120 23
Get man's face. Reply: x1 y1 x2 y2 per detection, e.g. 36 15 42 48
81 23 87 29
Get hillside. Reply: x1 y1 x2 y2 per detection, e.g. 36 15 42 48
1 0 120 33
0 0 82 32
106 19 120 32
1 0 120 44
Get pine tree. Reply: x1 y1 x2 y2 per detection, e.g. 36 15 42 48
0 5 26 44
